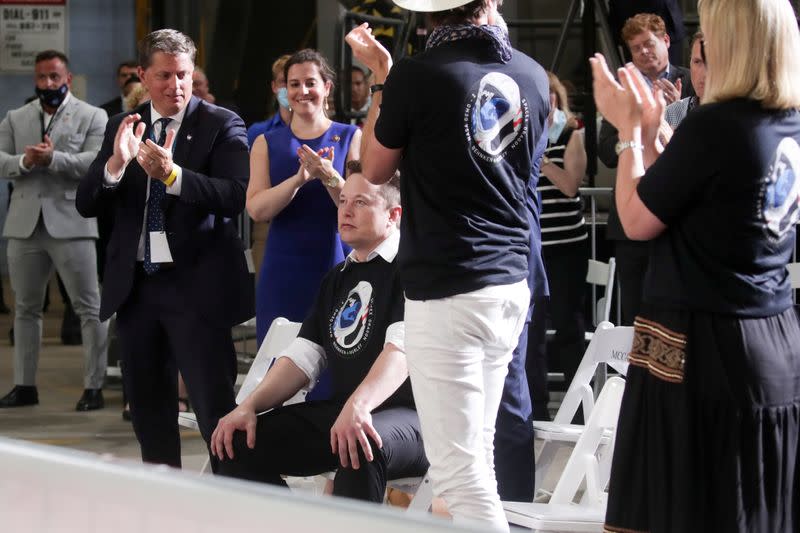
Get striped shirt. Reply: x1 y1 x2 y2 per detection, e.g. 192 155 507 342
537 127 588 246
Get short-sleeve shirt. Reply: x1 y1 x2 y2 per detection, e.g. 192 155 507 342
375 38 550 300
298 255 413 408
637 98 800 317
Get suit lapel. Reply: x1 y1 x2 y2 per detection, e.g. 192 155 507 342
173 96 200 167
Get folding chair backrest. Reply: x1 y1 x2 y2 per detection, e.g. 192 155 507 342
788 262 800 289
236 317 302 405
550 376 626 505
553 322 632 424
586 257 616 325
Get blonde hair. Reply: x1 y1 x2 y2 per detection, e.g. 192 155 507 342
271 54 291 81
546 71 579 130
124 84 149 110
699 0 800 109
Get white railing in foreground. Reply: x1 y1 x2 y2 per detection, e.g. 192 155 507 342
0 437 474 533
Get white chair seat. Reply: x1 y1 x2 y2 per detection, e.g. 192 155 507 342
178 412 199 431
504 501 606 530
534 421 613 444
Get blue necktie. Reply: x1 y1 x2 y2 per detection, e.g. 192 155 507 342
143 117 172 274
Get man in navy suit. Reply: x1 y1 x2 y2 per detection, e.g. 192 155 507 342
77 29 253 469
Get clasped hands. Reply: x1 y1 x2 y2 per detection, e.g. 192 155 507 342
297 144 336 184
107 113 176 181
22 135 54 169
590 53 667 151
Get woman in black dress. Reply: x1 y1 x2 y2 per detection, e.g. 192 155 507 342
591 0 800 531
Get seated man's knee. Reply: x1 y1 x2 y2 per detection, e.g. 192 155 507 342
333 437 387 502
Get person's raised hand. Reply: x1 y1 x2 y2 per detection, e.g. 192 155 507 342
589 53 633 130
345 23 393 79
108 114 145 176
654 77 681 105
620 63 665 149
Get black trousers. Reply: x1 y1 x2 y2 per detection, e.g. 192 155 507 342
216 401 428 503
116 266 238 468
614 240 650 327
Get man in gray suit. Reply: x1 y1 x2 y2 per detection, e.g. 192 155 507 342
0 50 109 410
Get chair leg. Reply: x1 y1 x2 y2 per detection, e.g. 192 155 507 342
406 474 433 513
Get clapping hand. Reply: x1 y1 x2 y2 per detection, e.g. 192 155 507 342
108 114 146 176
297 144 335 182
345 23 393 77
590 54 665 150
653 77 682 105
137 129 177 182
22 134 54 168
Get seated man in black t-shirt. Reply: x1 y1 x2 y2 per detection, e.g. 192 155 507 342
211 162 428 502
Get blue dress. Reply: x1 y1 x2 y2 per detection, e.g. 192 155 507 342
256 122 357 396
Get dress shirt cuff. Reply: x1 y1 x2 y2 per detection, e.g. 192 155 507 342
280 337 326 385
103 161 127 188
165 164 182 196
19 155 31 173
384 321 405 353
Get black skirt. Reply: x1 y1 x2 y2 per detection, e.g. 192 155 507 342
604 304 800 533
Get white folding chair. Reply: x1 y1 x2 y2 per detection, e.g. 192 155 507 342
504 376 626 532
178 317 303 473
789 262 800 289
585 257 617 337
534 322 632 492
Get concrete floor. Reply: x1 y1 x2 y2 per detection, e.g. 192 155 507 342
0 275 209 471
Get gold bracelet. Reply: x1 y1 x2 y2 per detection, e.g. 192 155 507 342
164 166 178 187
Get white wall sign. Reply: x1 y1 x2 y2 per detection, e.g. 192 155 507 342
0 0 67 72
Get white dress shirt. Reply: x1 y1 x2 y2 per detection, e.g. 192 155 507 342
103 103 186 260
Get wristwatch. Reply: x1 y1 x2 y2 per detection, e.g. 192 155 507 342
614 140 644 156
324 173 343 188
369 83 384 95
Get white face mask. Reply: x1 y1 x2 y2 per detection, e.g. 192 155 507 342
277 87 290 109
549 108 567 144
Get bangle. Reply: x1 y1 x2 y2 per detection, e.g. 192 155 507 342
370 84 384 95
164 166 178 187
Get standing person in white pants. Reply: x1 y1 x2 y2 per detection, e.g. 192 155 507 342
346 1 549 529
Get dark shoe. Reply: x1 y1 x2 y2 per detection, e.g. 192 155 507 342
0 385 39 408
76 389 104 411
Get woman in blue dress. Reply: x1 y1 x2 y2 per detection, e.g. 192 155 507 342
247 49 361 368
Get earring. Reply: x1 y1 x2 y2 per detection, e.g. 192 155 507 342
324 99 329 111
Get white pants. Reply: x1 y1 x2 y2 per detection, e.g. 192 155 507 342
405 280 529 532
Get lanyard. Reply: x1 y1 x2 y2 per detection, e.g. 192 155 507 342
40 103 66 141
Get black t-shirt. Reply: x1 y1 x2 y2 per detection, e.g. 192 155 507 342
375 38 550 300
298 255 414 408
638 98 800 317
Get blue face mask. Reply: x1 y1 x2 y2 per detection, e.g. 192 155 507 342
277 87 290 109
35 83 68 109
548 108 567 144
